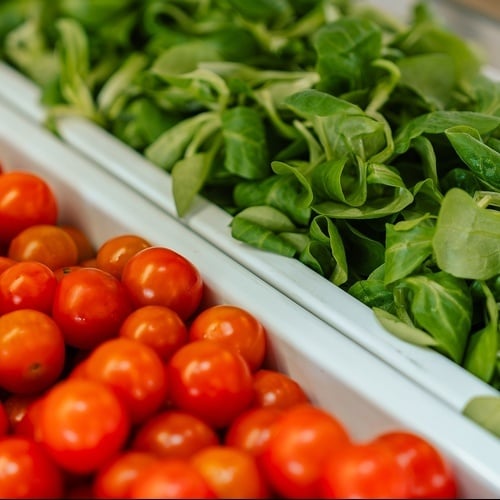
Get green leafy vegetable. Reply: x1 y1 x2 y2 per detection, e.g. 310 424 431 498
1 0 500 430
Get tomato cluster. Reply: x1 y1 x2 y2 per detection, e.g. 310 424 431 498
0 170 458 498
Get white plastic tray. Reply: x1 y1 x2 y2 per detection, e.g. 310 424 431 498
2 94 500 498
1 55 499 415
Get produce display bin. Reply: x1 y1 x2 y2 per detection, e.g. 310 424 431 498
1 0 499 418
2 89 500 499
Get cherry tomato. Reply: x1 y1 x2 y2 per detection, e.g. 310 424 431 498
3 394 37 435
53 265 83 282
0 402 8 437
96 234 151 279
131 410 219 459
0 436 64 498
252 369 309 410
128 458 215 499
37 378 130 474
0 261 57 315
119 305 188 362
121 246 204 320
11 395 45 441
93 451 159 499
260 403 351 498
374 431 458 499
60 225 96 263
51 267 133 350
0 171 58 245
319 440 410 499
224 407 283 457
190 445 270 499
189 305 267 372
8 224 79 270
168 340 254 429
0 256 16 274
0 309 65 394
80 337 169 424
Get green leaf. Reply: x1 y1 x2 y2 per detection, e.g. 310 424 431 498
308 215 348 285
313 17 382 94
396 272 473 363
384 214 435 284
222 106 270 179
463 282 499 383
433 188 500 280
231 209 298 257
172 153 212 217
463 396 500 438
445 126 500 190
373 307 439 347
394 111 500 156
145 112 216 171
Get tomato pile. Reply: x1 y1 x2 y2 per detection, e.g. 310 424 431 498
0 169 458 499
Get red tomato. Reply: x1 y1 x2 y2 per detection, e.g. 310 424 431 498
119 305 188 362
80 337 169 424
168 340 254 429
190 445 270 499
224 407 283 457
59 225 96 263
0 171 58 245
8 224 79 270
128 458 215 499
3 394 36 435
0 261 57 314
252 369 309 410
51 267 133 349
319 440 410 499
131 410 219 459
0 436 64 498
37 378 130 474
121 246 204 320
12 396 45 441
260 403 351 498
93 451 159 498
189 304 267 372
0 256 16 274
96 234 151 279
374 431 458 499
0 402 8 437
0 309 65 394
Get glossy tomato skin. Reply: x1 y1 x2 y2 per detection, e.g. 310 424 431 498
80 337 169 424
121 246 203 320
374 431 458 499
119 305 188 362
128 458 215 499
0 256 16 274
260 403 351 499
37 378 130 474
168 340 254 429
0 402 8 437
96 234 151 279
0 436 64 498
224 407 283 457
59 225 96 263
0 171 58 245
0 309 66 395
132 410 219 459
51 267 133 350
319 440 410 499
0 261 57 315
190 445 270 499
93 451 159 499
189 305 267 372
251 369 309 410
8 224 79 271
